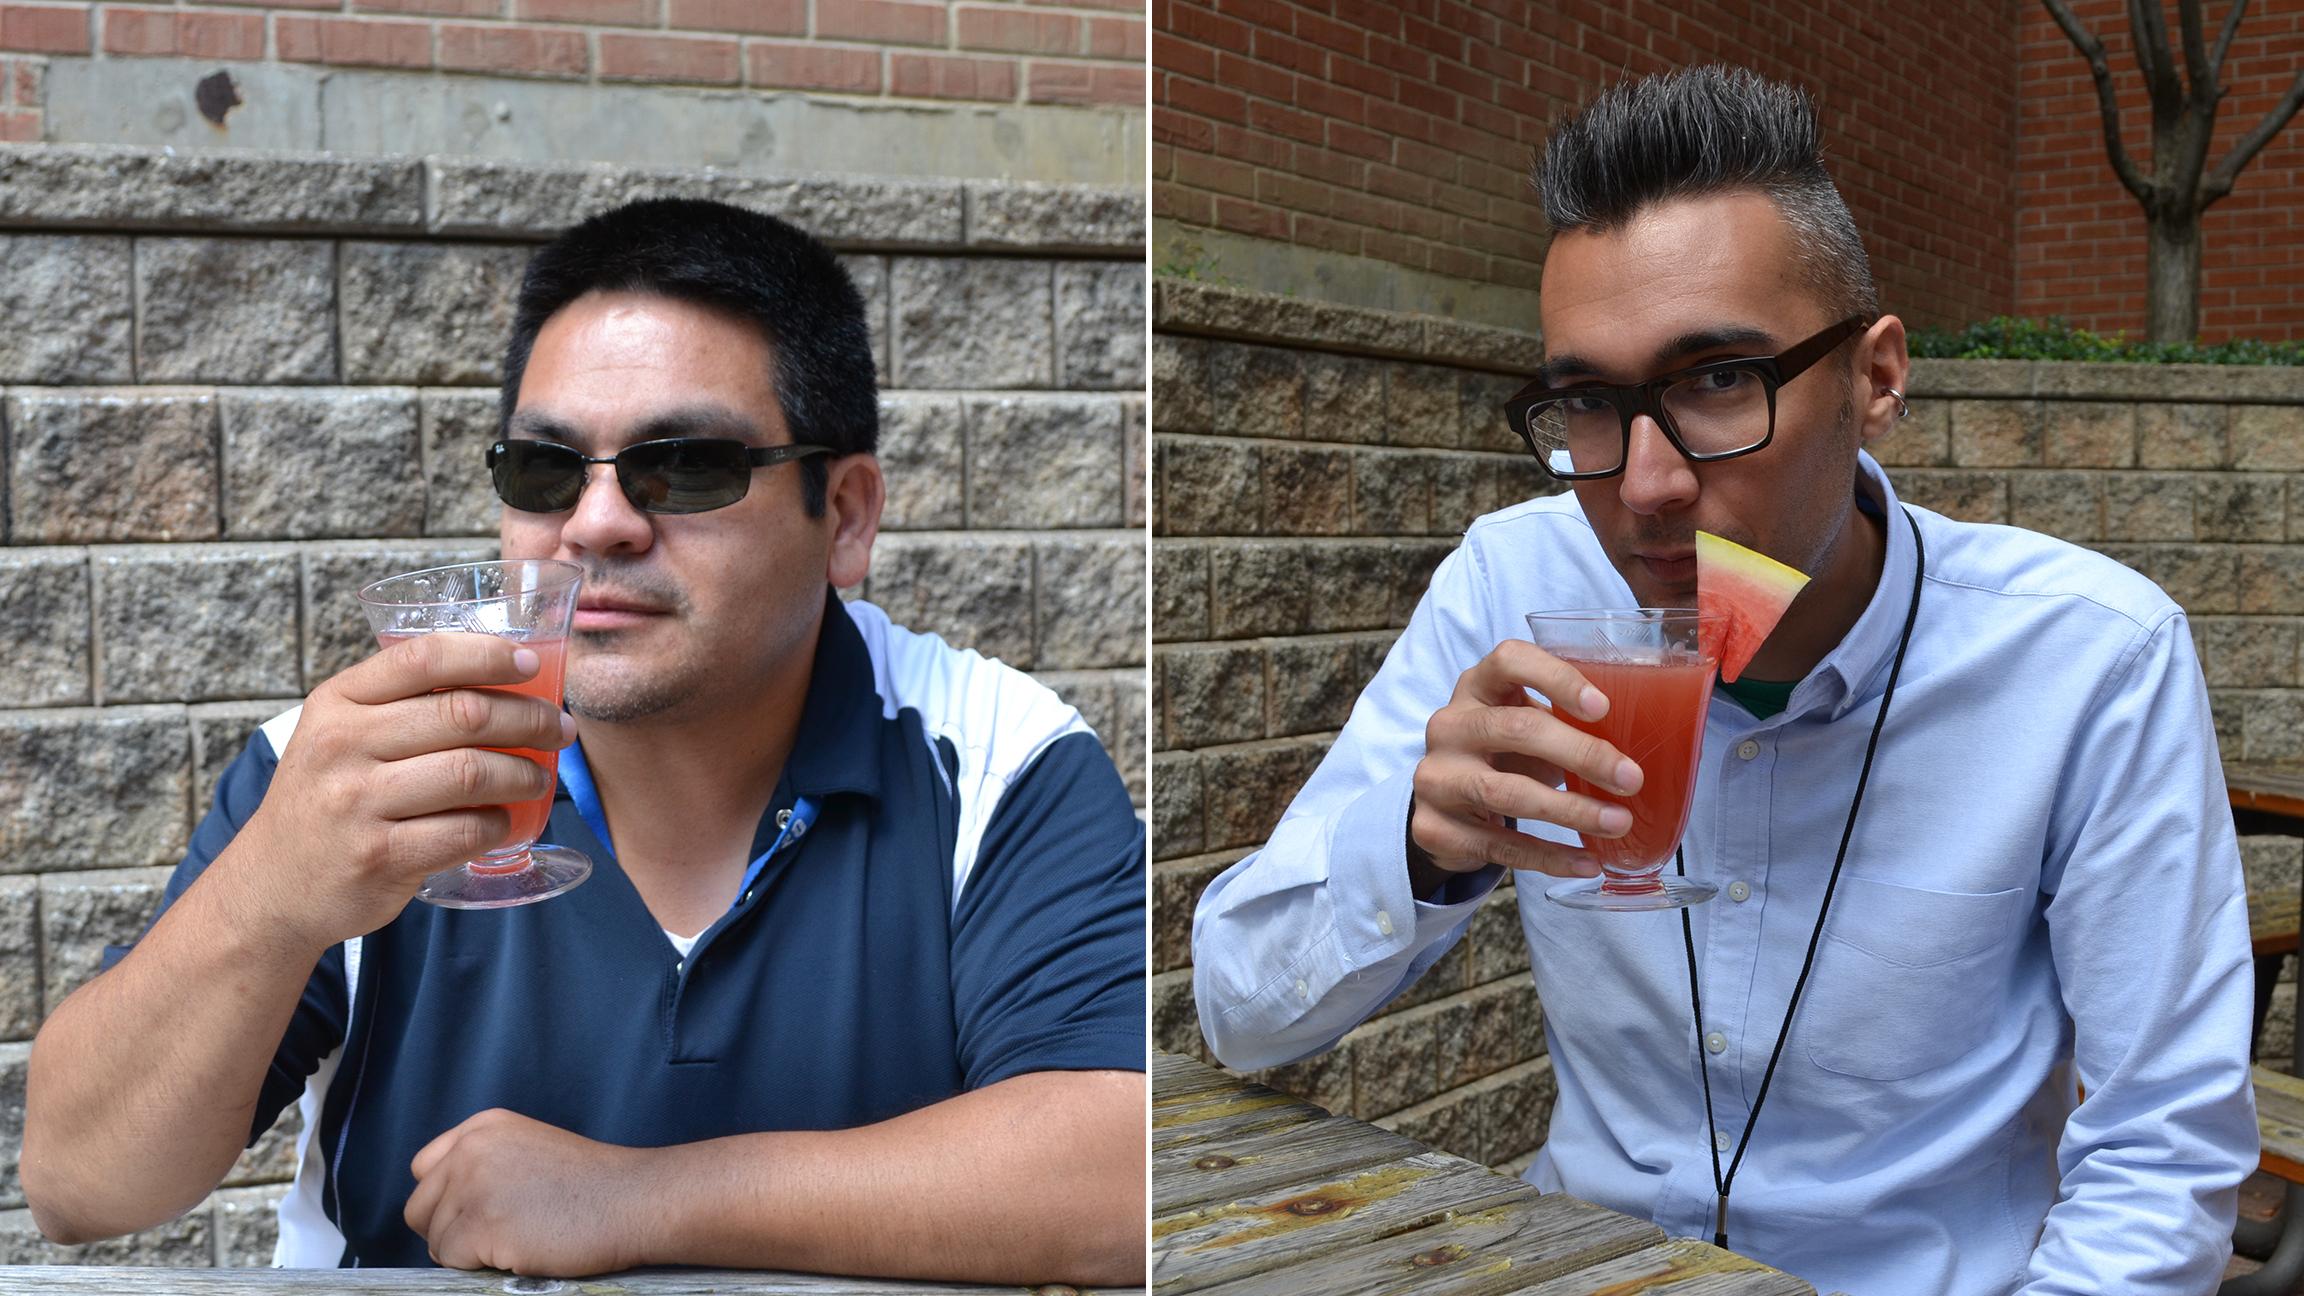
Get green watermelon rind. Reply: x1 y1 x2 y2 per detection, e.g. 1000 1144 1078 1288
1695 531 1810 683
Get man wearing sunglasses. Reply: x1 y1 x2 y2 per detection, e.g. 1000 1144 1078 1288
24 200 1145 1284
1193 66 2253 1294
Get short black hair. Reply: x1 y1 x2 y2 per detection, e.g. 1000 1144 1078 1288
1535 65 1878 323
500 197 878 516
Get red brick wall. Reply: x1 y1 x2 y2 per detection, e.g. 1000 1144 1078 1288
2019 0 2304 342
1153 0 2018 331
0 0 1144 110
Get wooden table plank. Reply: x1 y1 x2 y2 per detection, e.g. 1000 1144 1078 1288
1513 1239 1815 1296
2228 762 2304 821
2257 1064 2304 1184
1151 1059 1330 1156
1154 1109 1432 1215
1183 1191 1665 1296
0 1270 1123 1295
1152 1151 1544 1294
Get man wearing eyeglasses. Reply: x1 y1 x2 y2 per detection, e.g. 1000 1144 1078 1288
22 200 1146 1284
1193 66 2254 1295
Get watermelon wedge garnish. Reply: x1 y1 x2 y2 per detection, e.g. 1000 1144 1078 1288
1695 531 1811 683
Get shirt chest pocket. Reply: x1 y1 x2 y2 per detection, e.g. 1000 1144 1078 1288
1801 876 2034 1081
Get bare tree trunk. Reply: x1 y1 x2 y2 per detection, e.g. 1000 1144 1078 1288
2146 208 2202 342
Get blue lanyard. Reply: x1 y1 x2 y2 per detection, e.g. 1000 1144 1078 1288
558 741 819 914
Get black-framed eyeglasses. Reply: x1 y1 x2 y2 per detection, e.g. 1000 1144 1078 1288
1504 316 1874 481
487 437 835 515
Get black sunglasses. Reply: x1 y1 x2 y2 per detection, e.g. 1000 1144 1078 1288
487 437 835 515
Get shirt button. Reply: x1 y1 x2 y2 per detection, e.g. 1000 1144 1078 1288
1735 739 1760 760
1704 1031 1727 1054
1728 881 1751 903
1714 1130 1733 1152
1376 909 1394 936
1296 978 1311 1000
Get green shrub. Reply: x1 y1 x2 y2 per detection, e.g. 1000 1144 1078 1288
1906 316 2304 365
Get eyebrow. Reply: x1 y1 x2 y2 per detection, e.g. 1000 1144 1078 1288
1539 324 1782 387
504 404 766 447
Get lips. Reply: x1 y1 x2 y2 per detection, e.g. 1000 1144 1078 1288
572 596 668 631
1634 551 1697 585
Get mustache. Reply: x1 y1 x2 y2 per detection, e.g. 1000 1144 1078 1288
569 560 688 614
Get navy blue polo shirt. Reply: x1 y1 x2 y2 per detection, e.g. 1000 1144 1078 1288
109 593 1145 1267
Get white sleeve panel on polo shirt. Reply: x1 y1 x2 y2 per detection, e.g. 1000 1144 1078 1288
840 598 1094 905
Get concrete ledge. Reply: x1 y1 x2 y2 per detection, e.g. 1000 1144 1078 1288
1155 278 1541 374
1910 357 2304 404
0 144 1144 252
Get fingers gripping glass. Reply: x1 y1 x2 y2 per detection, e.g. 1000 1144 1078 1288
489 438 835 514
1505 316 1874 480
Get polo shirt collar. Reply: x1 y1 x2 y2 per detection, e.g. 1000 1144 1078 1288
783 587 885 803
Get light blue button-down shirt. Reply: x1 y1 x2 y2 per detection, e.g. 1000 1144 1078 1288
1192 454 2256 1296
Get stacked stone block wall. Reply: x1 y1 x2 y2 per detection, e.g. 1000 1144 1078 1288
1151 277 2304 1174
0 142 1145 1263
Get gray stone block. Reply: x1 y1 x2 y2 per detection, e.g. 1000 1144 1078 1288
1466 886 1530 988
1261 444 1352 536
1162 643 1264 749
964 181 1142 253
0 143 425 233
1268 635 1376 737
39 867 172 1017
876 395 965 531
2240 548 2304 617
93 547 300 705
1151 751 1202 861
299 541 498 687
1209 541 1312 639
965 397 1123 528
1150 850 1235 976
2137 403 2228 469
1211 343 1304 441
892 258 1053 390
1348 998 1440 1117
1382 936 1470 1015
1893 469 2008 525
136 238 336 383
1151 334 1214 435
0 706 189 873
2042 401 2137 468
2133 544 2238 615
1431 455 1497 534
190 701 292 816
0 1198 212 1264
1386 362 1460 448
2007 471 2101 543
1421 317 1539 372
0 235 132 383
1439 979 1546 1089
1200 737 1325 851
1352 448 1434 535
1034 534 1141 671
2265 977 2295 1073
425 157 965 245
1306 353 1388 446
1054 262 1145 391
2201 620 2297 688
1254 1038 1354 1115
421 389 503 537
339 241 529 385
1873 395 1951 467
0 1042 24 1208
1459 371 1527 456
1150 967 1206 1061
2100 473 2196 542
1125 398 1145 530
221 389 424 541
0 878 35 1041
0 548 90 707
1302 541 1407 634
1161 437 1258 538
2244 692 2304 762
5 389 220 543
1152 541 1209 642
2197 475 2286 544
215 1182 287 1264
1386 541 1458 627
2235 406 2304 471
2243 834 2303 902
865 534 1035 668
1907 357 2033 399
839 254 891 387
1470 1055 1556 1165
1949 400 2041 468
226 1104 303 1192
1374 1080 1482 1166
1113 670 1145 806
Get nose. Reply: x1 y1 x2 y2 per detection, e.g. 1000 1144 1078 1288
556 461 653 558
1616 413 1699 516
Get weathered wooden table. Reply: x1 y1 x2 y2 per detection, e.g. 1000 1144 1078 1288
0 1268 1124 1294
1152 1050 1816 1295
2222 760 2304 1295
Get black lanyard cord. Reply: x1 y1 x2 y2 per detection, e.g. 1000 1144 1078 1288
1680 505 1926 1251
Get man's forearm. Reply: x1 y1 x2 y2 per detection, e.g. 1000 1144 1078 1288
23 844 328 1243
640 1069 1144 1286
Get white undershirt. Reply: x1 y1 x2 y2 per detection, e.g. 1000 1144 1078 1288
665 929 700 962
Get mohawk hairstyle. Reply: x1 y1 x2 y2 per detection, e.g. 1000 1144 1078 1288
1535 65 1879 323
500 197 878 517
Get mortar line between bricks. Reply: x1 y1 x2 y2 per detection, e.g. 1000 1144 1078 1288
127 236 142 383
1158 430 1536 459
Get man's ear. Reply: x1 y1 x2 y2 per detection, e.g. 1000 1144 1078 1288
1857 315 1912 449
824 453 883 592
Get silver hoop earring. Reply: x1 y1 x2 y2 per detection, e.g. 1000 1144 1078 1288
1884 387 1910 420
